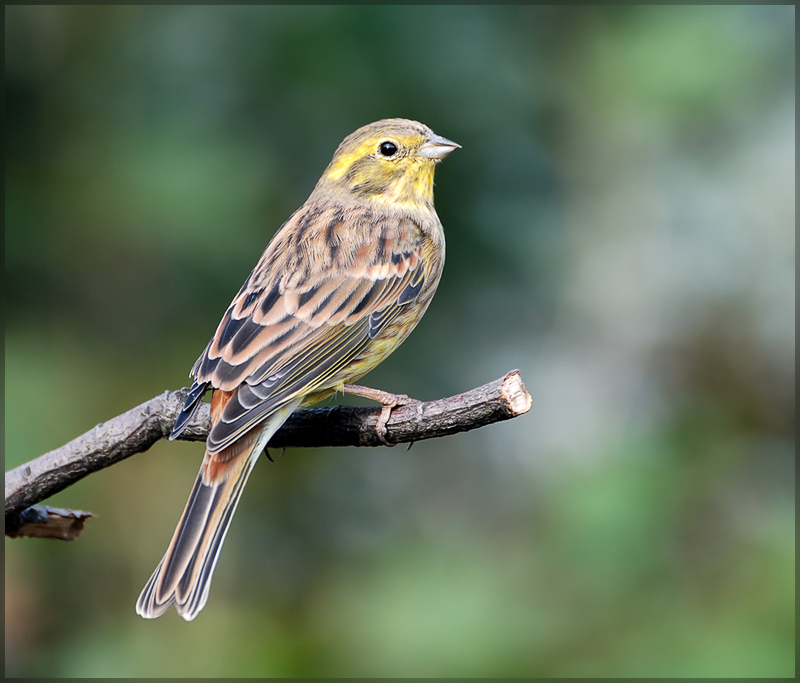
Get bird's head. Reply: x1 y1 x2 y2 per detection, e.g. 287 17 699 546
316 118 459 209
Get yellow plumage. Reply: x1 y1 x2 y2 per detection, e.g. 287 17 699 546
136 118 458 620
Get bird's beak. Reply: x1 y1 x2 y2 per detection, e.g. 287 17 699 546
419 132 461 160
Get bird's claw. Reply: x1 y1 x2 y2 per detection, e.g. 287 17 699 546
264 447 286 463
341 384 422 447
374 394 423 447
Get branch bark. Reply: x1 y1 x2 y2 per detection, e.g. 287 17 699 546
5 370 531 537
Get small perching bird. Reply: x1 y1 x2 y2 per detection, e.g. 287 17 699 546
136 118 459 620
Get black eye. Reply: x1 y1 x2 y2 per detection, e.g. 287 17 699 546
379 141 398 157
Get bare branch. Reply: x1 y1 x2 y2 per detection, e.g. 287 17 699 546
5 371 531 536
6 506 93 540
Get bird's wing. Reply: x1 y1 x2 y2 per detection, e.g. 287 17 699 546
171 205 430 456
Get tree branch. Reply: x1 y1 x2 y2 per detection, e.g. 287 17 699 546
5 370 531 537
5 506 93 541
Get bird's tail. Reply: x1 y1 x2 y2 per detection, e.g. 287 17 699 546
136 402 296 621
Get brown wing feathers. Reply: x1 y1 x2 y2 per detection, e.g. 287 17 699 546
172 211 425 455
170 242 423 452
139 120 456 620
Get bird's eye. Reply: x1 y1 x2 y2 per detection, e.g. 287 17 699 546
378 141 398 157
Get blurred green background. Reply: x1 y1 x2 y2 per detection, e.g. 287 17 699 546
5 5 794 678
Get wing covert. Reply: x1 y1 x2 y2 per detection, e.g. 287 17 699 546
184 214 429 455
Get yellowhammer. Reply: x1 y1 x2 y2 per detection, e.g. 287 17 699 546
136 118 459 620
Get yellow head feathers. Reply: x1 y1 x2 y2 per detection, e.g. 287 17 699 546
316 118 459 208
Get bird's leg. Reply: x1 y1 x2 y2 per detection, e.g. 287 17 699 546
341 384 421 446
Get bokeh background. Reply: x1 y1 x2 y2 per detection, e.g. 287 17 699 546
5 5 794 678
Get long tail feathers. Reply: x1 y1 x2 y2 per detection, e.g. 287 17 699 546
136 402 297 621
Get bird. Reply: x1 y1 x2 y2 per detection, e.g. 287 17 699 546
136 118 459 620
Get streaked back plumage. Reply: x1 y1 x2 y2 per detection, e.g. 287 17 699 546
136 119 458 620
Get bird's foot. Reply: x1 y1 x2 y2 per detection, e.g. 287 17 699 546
341 384 422 446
